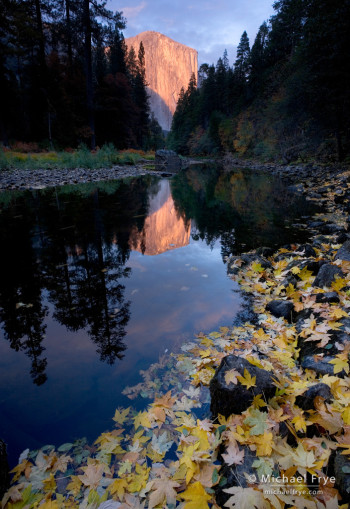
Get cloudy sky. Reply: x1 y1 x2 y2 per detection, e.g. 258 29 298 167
107 0 276 65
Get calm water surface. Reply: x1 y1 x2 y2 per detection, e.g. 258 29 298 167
0 165 317 465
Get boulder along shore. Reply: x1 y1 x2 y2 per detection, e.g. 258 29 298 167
2 161 350 508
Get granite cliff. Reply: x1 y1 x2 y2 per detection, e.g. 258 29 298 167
126 31 198 131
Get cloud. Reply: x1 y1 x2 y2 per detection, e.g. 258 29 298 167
109 0 275 64
120 1 147 21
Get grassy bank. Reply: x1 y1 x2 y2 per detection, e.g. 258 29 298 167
0 145 155 171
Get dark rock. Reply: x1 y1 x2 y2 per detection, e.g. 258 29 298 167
335 240 350 261
210 355 275 417
319 223 345 235
240 254 272 270
266 300 295 322
334 194 346 204
297 244 317 257
0 439 10 498
334 451 350 500
155 149 182 172
308 221 324 229
336 232 350 244
281 274 298 288
301 356 338 376
312 235 332 248
315 292 340 304
312 264 344 288
256 246 274 258
295 383 332 411
301 355 340 375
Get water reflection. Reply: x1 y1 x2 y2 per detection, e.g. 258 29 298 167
129 180 191 255
0 168 318 387
0 166 319 465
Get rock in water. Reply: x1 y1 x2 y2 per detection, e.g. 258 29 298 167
155 150 182 172
210 355 275 417
126 31 198 131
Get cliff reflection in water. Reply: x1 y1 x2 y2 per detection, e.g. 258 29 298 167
130 180 191 255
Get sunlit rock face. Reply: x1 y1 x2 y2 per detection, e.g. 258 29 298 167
129 180 191 255
126 31 198 131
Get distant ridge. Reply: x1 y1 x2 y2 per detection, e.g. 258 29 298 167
126 31 198 131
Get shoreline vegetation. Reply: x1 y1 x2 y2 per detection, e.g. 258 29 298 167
0 146 155 172
1 161 350 508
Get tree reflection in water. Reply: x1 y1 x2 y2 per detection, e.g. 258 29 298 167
0 177 157 383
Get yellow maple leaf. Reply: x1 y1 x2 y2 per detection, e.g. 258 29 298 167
66 476 82 496
328 320 344 330
342 407 350 425
298 266 314 281
109 478 128 500
237 369 256 389
126 463 150 493
291 413 308 433
10 459 32 482
42 473 57 493
330 308 349 320
253 283 266 293
329 354 349 374
200 337 214 347
252 394 267 408
246 356 265 369
191 427 210 451
134 411 152 429
251 262 264 273
178 481 212 509
179 443 200 483
251 432 273 456
331 277 347 291
113 407 130 425
253 328 270 341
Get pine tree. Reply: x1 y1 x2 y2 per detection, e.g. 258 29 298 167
234 31 250 83
249 22 269 93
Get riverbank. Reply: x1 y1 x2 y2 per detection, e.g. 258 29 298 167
1 162 350 508
0 154 349 192
0 164 164 191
